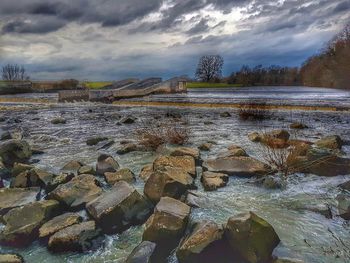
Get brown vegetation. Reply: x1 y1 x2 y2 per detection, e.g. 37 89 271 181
238 102 272 121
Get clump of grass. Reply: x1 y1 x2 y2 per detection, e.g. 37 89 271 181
238 102 272 121
135 118 190 150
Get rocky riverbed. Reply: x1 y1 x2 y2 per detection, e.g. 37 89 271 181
0 101 350 263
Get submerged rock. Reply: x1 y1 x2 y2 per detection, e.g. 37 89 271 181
203 156 270 177
336 194 350 220
0 140 32 167
96 154 119 176
273 258 304 263
220 112 231 118
153 155 196 178
224 212 280 263
86 181 152 233
51 117 66 124
177 220 231 263
201 171 229 191
48 174 102 209
117 143 138 155
48 221 101 253
0 254 24 263
315 135 343 150
0 200 61 247
104 168 135 185
0 187 39 215
198 143 212 152
121 116 137 124
144 166 194 203
86 136 108 146
125 241 157 263
143 197 191 262
290 122 308 129
39 212 83 238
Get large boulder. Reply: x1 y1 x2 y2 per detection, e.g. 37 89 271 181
0 254 24 263
203 156 270 177
177 220 235 263
0 140 32 167
315 135 343 150
125 241 157 263
201 171 228 191
39 212 82 238
48 174 102 209
153 155 196 178
11 162 34 177
45 172 75 193
61 160 85 175
336 194 350 220
170 147 201 164
0 187 39 215
96 154 119 176
0 200 61 247
144 166 194 203
224 212 280 263
86 181 152 233
10 168 55 189
48 221 101 252
143 197 191 262
104 168 135 185
288 148 350 177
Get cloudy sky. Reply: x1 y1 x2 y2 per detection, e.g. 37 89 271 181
0 0 349 80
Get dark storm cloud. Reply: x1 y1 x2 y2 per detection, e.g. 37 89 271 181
2 17 66 34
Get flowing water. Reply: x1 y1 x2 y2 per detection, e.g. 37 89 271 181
0 86 350 263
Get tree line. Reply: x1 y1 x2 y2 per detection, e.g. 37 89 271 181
195 24 349 89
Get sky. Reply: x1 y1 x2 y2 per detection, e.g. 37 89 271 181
0 0 349 81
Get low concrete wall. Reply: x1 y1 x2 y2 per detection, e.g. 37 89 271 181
58 90 89 102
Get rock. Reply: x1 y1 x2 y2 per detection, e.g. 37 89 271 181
254 176 286 190
218 146 248 158
248 132 263 142
315 135 343 150
61 160 85 175
289 148 350 177
177 221 234 263
125 241 157 263
0 158 10 178
201 171 228 191
96 154 119 176
144 166 194 203
266 130 290 141
0 200 61 247
143 197 191 261
48 174 102 209
11 168 55 189
51 117 66 124
220 112 231 118
224 212 280 263
31 147 45 155
121 116 136 124
86 181 152 233
0 254 24 263
336 194 350 220
104 168 135 185
1 131 12 141
86 137 108 146
290 122 308 129
304 204 332 219
11 163 34 177
0 140 32 167
203 156 270 177
48 221 101 253
117 143 138 155
0 188 39 215
185 191 201 208
39 212 82 238
78 165 95 175
170 147 200 161
339 180 350 191
139 164 153 181
46 173 75 193
153 155 196 178
198 143 212 151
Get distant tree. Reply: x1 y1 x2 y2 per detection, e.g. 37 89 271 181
195 55 224 82
2 64 30 81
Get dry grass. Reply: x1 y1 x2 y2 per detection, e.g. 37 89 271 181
135 117 190 150
238 102 272 121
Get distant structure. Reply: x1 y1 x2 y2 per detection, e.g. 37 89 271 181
58 77 188 103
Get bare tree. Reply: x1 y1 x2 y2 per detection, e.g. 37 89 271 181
2 64 30 81
195 55 224 82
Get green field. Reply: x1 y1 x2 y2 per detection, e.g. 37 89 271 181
187 82 242 88
84 81 113 89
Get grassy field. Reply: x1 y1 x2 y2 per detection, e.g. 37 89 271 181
187 82 242 88
84 81 113 89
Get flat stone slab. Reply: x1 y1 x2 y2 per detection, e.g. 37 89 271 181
202 156 270 177
39 212 82 238
0 187 39 215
